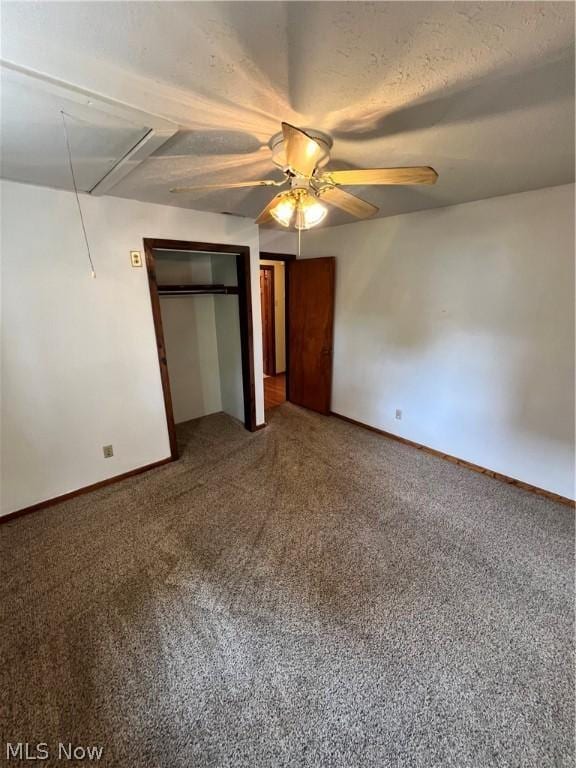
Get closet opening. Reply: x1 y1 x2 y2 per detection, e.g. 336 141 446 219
259 251 295 411
144 238 257 460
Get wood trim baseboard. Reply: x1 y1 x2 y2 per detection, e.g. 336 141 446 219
331 412 575 508
0 456 174 525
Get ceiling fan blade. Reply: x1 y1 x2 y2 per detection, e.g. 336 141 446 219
255 192 287 225
282 122 325 177
318 187 378 219
321 167 438 186
170 179 283 193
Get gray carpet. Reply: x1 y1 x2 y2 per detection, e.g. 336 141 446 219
1 404 573 767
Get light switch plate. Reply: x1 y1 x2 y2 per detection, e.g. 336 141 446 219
130 250 142 267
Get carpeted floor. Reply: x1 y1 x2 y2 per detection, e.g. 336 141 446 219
1 404 573 767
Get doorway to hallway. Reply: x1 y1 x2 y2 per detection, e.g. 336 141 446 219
260 252 292 410
259 251 335 416
264 373 286 409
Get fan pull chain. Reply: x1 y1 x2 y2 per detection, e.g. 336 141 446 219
60 110 96 279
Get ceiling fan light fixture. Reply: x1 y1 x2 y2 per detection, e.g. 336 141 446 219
270 193 297 227
295 192 327 230
269 189 327 230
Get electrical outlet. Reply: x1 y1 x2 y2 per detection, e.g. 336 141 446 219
103 445 114 458
395 409 402 420
130 250 142 267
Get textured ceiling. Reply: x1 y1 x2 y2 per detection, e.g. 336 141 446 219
1 1 574 226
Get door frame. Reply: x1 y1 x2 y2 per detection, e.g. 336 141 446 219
260 264 276 376
144 238 258 460
259 251 295 398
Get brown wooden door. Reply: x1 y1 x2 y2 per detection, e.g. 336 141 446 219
287 257 335 414
260 265 276 376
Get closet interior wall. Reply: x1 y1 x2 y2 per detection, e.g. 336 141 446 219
155 250 243 424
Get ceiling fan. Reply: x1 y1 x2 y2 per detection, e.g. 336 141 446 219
170 122 438 230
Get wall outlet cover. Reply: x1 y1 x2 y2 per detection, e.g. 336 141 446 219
395 409 402 420
103 444 114 458
130 250 142 267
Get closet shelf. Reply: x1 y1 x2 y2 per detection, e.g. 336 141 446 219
157 284 239 296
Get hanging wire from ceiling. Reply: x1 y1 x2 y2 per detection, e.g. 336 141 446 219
60 110 96 278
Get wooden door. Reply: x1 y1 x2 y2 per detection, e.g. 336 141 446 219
287 257 335 414
260 265 276 376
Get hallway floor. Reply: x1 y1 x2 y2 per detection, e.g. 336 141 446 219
263 372 286 409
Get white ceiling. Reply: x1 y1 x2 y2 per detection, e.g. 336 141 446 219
1 1 574 226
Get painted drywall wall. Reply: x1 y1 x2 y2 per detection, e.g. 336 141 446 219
0 179 264 516
260 259 286 373
156 253 222 424
304 184 575 499
160 296 222 423
155 249 215 283
259 229 297 256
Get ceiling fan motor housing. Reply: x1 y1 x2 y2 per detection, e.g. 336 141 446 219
269 128 333 173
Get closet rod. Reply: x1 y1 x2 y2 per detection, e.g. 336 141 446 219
157 284 239 296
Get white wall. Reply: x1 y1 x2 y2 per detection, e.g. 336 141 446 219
155 250 215 284
260 259 286 373
259 228 297 256
304 184 575 499
160 295 222 423
0 179 264 515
